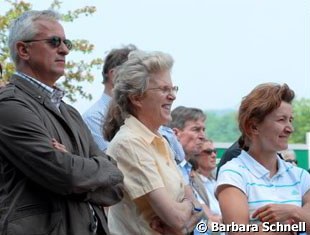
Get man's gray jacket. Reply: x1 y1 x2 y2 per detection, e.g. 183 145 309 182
0 75 124 235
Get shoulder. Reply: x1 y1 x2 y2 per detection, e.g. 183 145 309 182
0 83 25 102
288 165 310 179
0 84 14 97
0 84 35 116
62 102 85 122
109 128 145 151
220 156 244 172
83 99 109 117
217 154 250 184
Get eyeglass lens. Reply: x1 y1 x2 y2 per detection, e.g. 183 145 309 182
48 37 72 50
147 86 178 95
23 36 73 50
203 149 217 155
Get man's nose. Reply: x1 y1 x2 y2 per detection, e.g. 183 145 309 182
58 42 70 55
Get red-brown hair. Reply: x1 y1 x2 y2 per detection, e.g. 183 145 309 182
238 83 295 149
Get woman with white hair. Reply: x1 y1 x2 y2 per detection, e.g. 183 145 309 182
104 50 204 234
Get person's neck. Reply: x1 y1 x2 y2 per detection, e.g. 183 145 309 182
18 68 56 87
248 147 278 177
104 88 112 97
103 82 113 97
197 167 213 178
134 114 160 135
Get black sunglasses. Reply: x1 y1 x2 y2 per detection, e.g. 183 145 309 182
23 36 73 50
202 148 217 155
285 159 298 164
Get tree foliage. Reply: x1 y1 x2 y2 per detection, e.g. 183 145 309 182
0 0 103 102
205 98 310 144
290 98 310 143
205 110 240 142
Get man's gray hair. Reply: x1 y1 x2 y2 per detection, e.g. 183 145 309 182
168 106 206 130
8 10 60 64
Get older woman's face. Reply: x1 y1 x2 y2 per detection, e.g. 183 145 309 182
197 141 217 171
139 70 176 132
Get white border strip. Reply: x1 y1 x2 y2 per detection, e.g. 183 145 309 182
306 132 310 170
215 142 308 150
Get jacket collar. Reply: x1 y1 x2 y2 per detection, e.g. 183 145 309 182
10 74 63 118
10 74 49 105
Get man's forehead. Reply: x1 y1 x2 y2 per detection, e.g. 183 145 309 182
184 118 205 127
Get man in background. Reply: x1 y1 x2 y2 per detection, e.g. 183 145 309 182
167 106 206 183
83 45 137 152
164 106 207 235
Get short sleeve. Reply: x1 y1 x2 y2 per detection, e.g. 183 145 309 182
300 169 310 196
108 138 165 200
216 161 247 196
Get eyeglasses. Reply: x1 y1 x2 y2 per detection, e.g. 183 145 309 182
202 148 217 155
147 85 178 96
23 36 73 50
285 159 297 164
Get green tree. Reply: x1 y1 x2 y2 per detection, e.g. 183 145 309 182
205 98 310 144
0 0 103 102
290 98 310 143
205 110 240 142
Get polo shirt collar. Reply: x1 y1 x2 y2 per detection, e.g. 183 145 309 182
239 150 286 179
124 115 161 144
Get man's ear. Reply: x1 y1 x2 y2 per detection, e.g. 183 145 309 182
107 69 115 84
172 127 181 137
16 41 30 60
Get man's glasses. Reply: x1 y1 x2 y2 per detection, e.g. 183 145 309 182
285 159 298 164
147 86 178 96
23 36 73 50
202 148 217 155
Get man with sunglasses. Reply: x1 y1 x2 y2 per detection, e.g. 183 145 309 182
0 10 124 235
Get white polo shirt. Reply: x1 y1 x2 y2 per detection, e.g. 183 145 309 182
216 150 310 224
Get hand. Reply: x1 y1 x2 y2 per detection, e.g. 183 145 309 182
252 203 297 223
185 209 206 232
150 210 205 234
150 216 183 235
87 182 124 206
52 138 68 153
208 213 222 225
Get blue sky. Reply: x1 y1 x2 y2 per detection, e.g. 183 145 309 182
2 0 309 113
